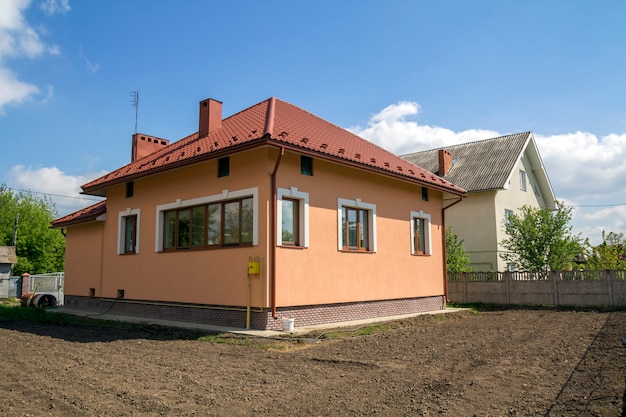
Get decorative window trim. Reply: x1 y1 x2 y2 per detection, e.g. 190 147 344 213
155 187 258 252
277 187 309 247
410 210 431 255
118 208 141 255
337 198 377 252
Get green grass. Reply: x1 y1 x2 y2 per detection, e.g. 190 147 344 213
315 322 397 340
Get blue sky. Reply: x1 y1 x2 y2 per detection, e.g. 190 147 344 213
2 0 626 245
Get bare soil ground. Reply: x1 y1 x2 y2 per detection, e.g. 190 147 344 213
0 307 624 416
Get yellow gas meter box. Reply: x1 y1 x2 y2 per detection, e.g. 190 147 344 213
248 261 260 274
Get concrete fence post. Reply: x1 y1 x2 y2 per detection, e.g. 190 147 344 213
606 270 614 307
463 272 468 303
551 271 559 307
504 271 511 305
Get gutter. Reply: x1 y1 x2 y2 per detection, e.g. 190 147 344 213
442 195 464 303
270 146 284 319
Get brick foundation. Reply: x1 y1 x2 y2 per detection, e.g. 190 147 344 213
64 295 445 330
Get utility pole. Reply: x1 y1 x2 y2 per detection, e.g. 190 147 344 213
12 213 19 246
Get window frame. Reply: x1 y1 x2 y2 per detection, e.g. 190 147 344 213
118 208 141 255
337 198 376 252
410 210 431 255
520 169 527 191
277 187 309 247
505 209 514 226
155 187 258 252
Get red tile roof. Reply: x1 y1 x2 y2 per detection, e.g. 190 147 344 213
51 200 106 228
81 97 465 196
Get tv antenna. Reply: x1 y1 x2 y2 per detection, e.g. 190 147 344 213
130 90 139 133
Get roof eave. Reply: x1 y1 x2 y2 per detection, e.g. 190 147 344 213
267 139 466 196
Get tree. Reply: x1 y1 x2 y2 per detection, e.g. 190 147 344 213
586 231 626 270
500 201 580 272
446 227 472 272
0 184 65 275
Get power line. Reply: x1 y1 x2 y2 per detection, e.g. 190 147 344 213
573 203 626 208
6 188 102 202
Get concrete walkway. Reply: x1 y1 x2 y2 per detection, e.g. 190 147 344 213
53 307 467 338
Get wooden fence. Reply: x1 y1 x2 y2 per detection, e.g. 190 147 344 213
448 270 626 307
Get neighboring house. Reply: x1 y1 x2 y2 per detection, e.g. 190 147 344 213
0 246 17 299
52 97 465 330
402 132 556 272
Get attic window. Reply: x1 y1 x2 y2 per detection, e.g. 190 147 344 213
301 155 313 176
218 157 230 177
422 187 428 201
126 181 134 198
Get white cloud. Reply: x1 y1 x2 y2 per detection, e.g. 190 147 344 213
351 101 626 245
0 67 39 113
79 46 99 73
40 0 70 15
7 165 105 216
0 0 64 113
348 101 499 155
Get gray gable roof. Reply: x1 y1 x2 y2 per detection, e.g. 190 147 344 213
402 132 533 192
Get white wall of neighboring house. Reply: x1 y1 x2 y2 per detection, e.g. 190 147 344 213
494 153 550 271
445 191 499 272
445 151 551 272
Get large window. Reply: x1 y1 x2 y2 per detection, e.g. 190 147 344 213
156 188 258 252
410 211 431 255
118 208 141 255
163 198 253 250
277 187 309 247
338 198 376 252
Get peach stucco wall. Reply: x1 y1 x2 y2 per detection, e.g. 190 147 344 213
274 153 445 306
63 221 104 296
64 146 447 308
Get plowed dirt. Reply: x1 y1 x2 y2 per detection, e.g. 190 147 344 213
0 307 624 416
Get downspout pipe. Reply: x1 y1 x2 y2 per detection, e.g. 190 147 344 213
270 146 284 319
442 195 464 304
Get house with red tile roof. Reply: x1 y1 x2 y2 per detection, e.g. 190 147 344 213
53 97 465 330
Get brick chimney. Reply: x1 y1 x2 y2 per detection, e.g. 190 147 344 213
438 149 453 176
199 98 223 137
131 134 170 162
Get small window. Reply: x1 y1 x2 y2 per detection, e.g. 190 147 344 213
301 155 313 176
505 209 514 226
520 170 527 191
421 187 428 201
118 208 140 255
126 181 134 198
277 187 309 247
281 198 299 245
338 198 376 252
218 157 230 177
410 211 431 255
124 215 137 253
